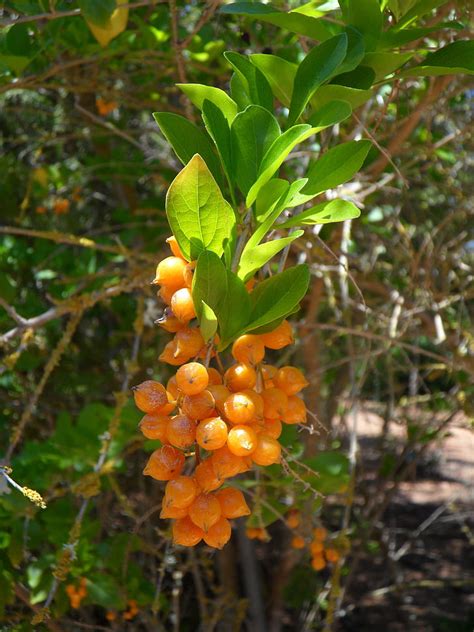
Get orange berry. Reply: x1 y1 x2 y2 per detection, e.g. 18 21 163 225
245 277 256 292
159 340 189 365
283 395 307 424
195 458 223 492
251 434 281 466
160 391 177 415
153 256 187 289
182 390 215 420
156 308 185 333
225 363 257 391
311 555 326 571
36 205 47 214
166 414 196 448
207 367 223 385
261 387 288 420
232 334 265 365
203 517 232 549
166 235 185 259
291 535 305 549
261 364 277 381
175 327 205 358
224 392 256 424
196 416 228 451
133 380 168 413
241 389 264 421
210 446 246 480
262 417 282 439
207 384 231 415
143 445 185 480
183 262 195 288
274 366 309 395
286 509 300 529
164 476 198 509
139 414 169 442
260 320 294 349
167 375 179 400
227 425 258 456
160 503 188 519
310 540 324 555
313 527 328 541
325 548 340 563
171 287 196 323
176 362 209 395
172 516 204 546
246 527 267 541
188 493 221 532
54 198 70 215
106 611 117 621
215 487 250 519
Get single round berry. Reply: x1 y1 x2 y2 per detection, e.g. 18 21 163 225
225 363 257 391
203 517 232 549
166 414 196 449
311 556 326 571
207 385 231 415
325 548 340 563
232 334 265 365
215 487 250 519
286 509 301 529
172 516 204 546
251 434 281 466
166 235 185 260
223 392 256 424
261 387 288 420
181 390 215 420
139 414 169 442
176 362 209 395
194 459 223 492
241 389 264 421
283 395 307 424
167 375 179 400
133 380 168 413
159 340 190 366
171 287 196 323
164 476 197 509
291 535 305 549
143 445 185 480
313 527 328 542
259 320 294 349
262 417 282 439
207 367 223 385
274 366 309 395
158 285 175 305
227 425 258 456
196 417 228 451
174 327 205 358
160 503 188 519
310 540 324 555
153 256 187 289
210 446 246 480
188 493 221 532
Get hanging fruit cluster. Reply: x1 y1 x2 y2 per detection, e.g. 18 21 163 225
133 236 310 548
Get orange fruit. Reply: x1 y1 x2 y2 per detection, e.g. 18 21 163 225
283 395 307 424
259 320 294 349
171 287 196 323
225 363 257 391
231 334 265 365
251 434 281 466
153 256 187 289
166 235 185 259
310 540 324 555
196 416 228 451
159 340 190 365
313 527 327 541
207 385 231 415
325 548 340 563
215 487 250 519
166 414 196 448
181 390 215 420
194 458 223 492
160 503 188 519
262 417 282 439
311 555 326 571
223 392 256 424
241 389 264 421
164 476 197 509
261 387 288 420
158 285 175 306
143 445 185 480
176 362 209 395
188 493 221 532
207 367 223 385
274 366 309 395
286 509 300 529
291 535 305 549
203 517 231 549
139 414 169 442
227 425 258 456
174 327 205 358
172 516 204 546
167 375 179 400
133 380 168 413
210 446 246 480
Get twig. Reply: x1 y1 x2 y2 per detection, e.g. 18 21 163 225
75 103 145 151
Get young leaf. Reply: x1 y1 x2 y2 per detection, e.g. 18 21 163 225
192 251 228 320
224 52 274 112
200 302 218 343
363 52 413 80
153 112 223 186
219 270 252 346
166 155 235 261
278 199 361 228
237 231 304 282
255 178 290 223
246 124 316 207
342 0 383 51
230 105 281 196
399 40 474 77
288 33 348 125
309 100 352 129
230 72 252 110
245 265 310 332
250 54 297 107
302 140 372 196
335 27 365 76
177 84 238 124
202 100 233 193
310 84 372 110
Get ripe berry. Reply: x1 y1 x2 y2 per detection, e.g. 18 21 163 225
310 541 324 555
291 535 305 549
175 327 205 358
167 375 179 399
188 493 221 532
133 380 168 413
143 445 185 480
207 367 223 385
286 509 301 529
325 548 340 563
232 334 265 365
274 366 309 395
313 527 327 541
166 235 185 260
215 487 250 519
166 414 196 449
195 458 223 492
171 287 196 323
172 516 204 546
251 434 281 466
153 256 187 289
311 555 326 571
183 262 195 288
207 385 231 415
261 387 288 420
227 425 258 456
261 364 277 382
224 392 256 424
160 503 188 519
225 363 257 391
203 517 231 549
176 362 209 395
260 320 294 349
246 527 267 541
156 309 185 333
262 417 282 439
164 476 197 509
210 446 247 480
196 417 228 451
139 414 169 442
159 340 190 366
158 285 175 305
241 389 264 421
284 395 307 424
181 390 215 420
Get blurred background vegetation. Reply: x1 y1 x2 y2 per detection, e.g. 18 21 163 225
0 1 473 630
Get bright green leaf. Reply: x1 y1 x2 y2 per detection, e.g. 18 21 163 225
309 99 352 129
200 301 218 343
310 84 372 110
363 51 413 79
255 178 290 223
238 231 304 281
399 40 474 77
250 54 297 107
341 0 382 51
224 52 274 112
279 199 361 228
202 99 233 195
177 83 238 124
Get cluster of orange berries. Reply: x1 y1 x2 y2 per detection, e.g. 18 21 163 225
96 97 118 116
286 518 341 571
132 236 310 548
36 198 71 215
106 600 139 622
65 578 87 609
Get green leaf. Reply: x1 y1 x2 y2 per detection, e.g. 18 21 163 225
230 105 281 196
342 0 382 51
192 251 228 320
224 52 274 112
153 112 223 187
303 451 350 494
237 231 304 281
246 124 315 207
363 51 413 79
335 27 366 76
166 155 235 261
308 99 352 129
331 65 375 89
5 24 34 56
302 140 372 195
399 40 474 77
288 33 348 125
394 0 447 29
310 84 372 110
177 83 238 124
250 54 297 107
200 301 218 343
246 265 310 333
202 100 233 194
255 178 290 223
279 199 361 228
219 270 252 345
380 22 463 48
230 72 252 110
78 0 116 27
